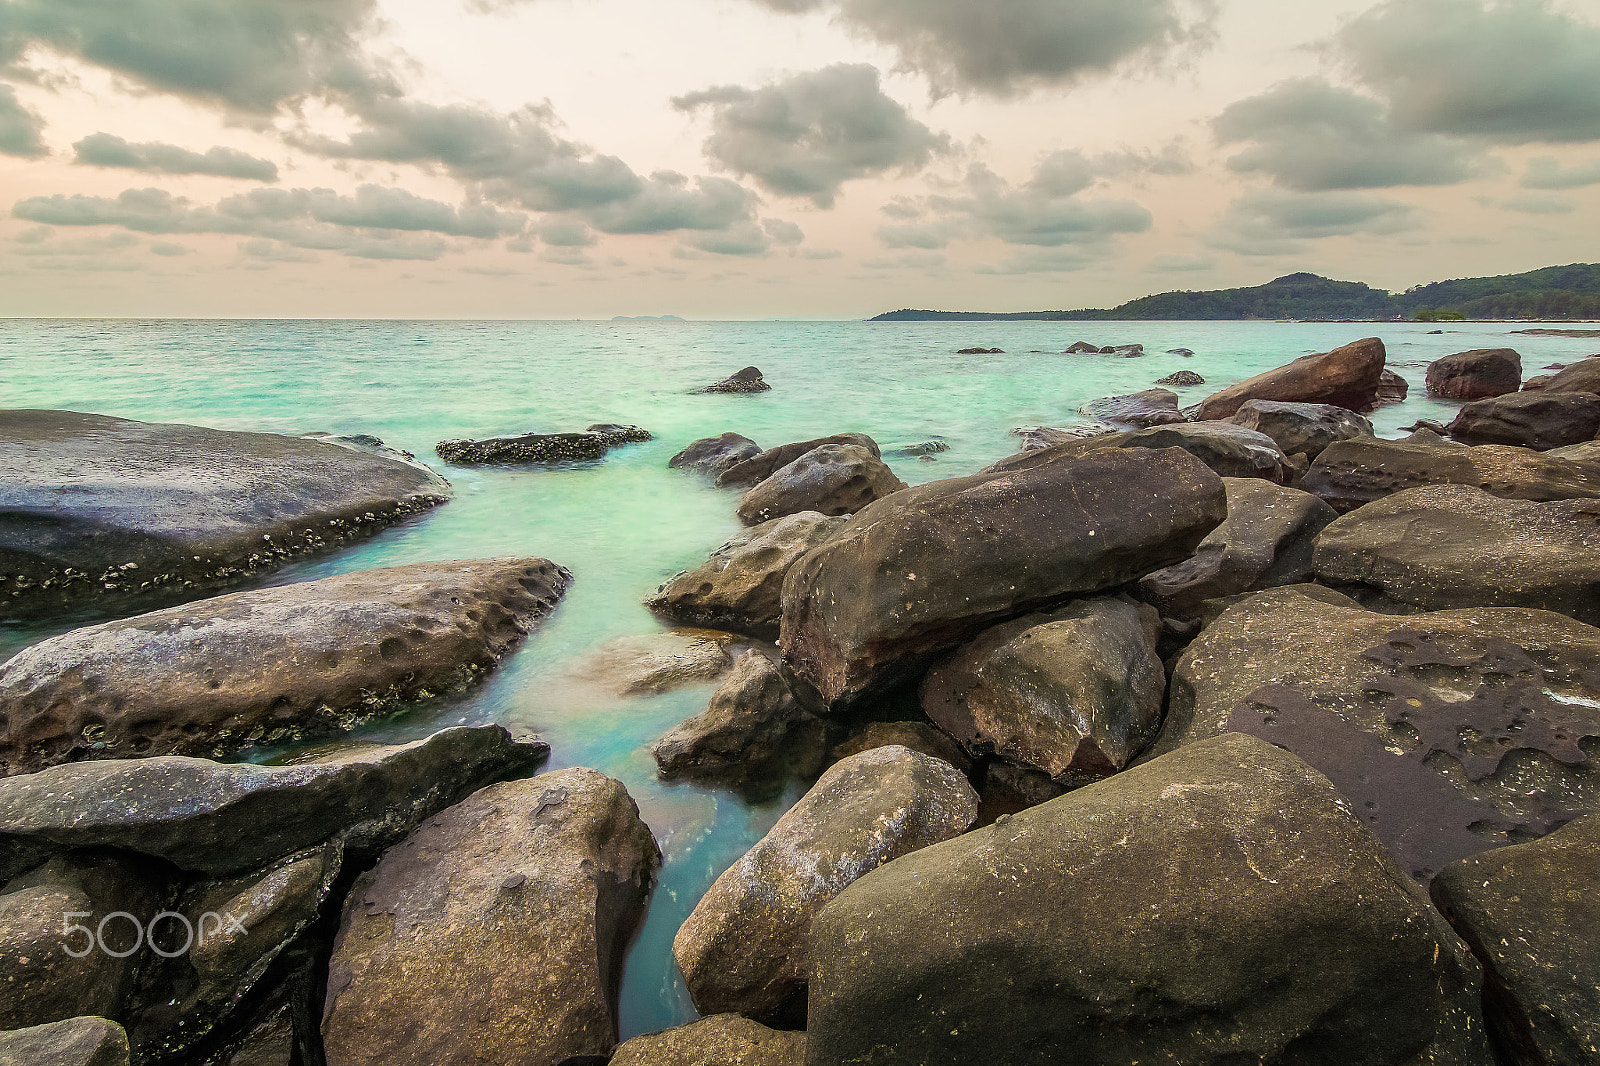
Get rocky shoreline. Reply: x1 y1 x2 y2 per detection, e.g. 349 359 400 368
3 336 1599 1066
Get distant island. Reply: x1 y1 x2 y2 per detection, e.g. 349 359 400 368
611 314 686 321
871 263 1600 322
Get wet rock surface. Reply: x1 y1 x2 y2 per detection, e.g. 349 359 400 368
1540 358 1600 395
609 1014 805 1066
987 421 1289 481
1195 337 1389 420
1426 348 1523 400
806 732 1491 1066
735 444 905 525
828 720 971 775
0 558 571 775
698 366 771 393
1447 390 1600 451
645 512 847 640
651 651 822 787
0 1016 130 1066
779 447 1225 711
0 410 450 618
715 434 879 489
322 768 660 1066
920 597 1164 788
1229 399 1373 459
673 745 977 1018
1154 370 1204 386
670 432 762 477
435 430 612 465
1077 388 1186 427
566 630 734 695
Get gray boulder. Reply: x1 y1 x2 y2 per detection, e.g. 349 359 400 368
1447 391 1600 451
919 597 1164 789
778 448 1225 711
1195 337 1388 420
0 1017 129 1066
610 1014 804 1066
1432 814 1600 1066
715 434 880 489
669 433 762 477
0 410 449 617
651 652 821 786
698 366 771 393
735 444 906 526
1426 348 1523 400
1154 370 1204 386
0 725 547 879
435 430 609 464
986 421 1289 482
1314 484 1600 623
322 768 660 1066
645 512 848 640
1078 388 1186 427
1229 399 1373 459
0 558 570 775
805 732 1490 1066
672 746 978 1017
1139 477 1338 616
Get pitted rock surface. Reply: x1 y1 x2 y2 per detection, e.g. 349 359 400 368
735 444 905 525
435 430 611 464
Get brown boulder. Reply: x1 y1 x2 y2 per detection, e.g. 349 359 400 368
670 433 762 477
1447 391 1600 451
1077 388 1186 427
651 652 822 786
1229 399 1373 459
1541 357 1600 395
0 1017 129 1066
1426 348 1523 400
716 434 879 489
1194 337 1388 420
985 421 1289 482
735 444 906 525
610 1015 804 1066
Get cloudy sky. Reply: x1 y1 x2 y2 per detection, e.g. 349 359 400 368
0 0 1597 318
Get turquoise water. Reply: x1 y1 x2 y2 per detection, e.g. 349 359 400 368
2 317 1596 1036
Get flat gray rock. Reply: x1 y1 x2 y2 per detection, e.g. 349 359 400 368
0 410 449 617
0 558 570 775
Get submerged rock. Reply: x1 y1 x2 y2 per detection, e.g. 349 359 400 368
715 433 879 489
955 347 1002 354
567 630 733 695
322 768 660 1066
1446 391 1600 451
735 444 906 525
778 448 1225 711
0 410 450 617
1426 348 1523 400
1194 337 1388 420
669 432 762 477
806 732 1490 1066
1078 388 1186 428
0 1017 130 1066
585 423 652 445
0 558 571 775
672 746 977 1017
610 1014 804 1066
1010 424 1118 450
1229 399 1372 460
435 430 609 464
698 366 771 393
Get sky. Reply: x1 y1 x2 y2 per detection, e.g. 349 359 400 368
0 0 1597 318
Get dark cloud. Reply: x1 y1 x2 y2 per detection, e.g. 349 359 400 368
673 64 948 207
1523 156 1600 189
0 82 46 155
688 221 772 256
0 0 394 113
748 0 1216 97
1213 78 1483 190
1337 0 1600 143
536 217 595 247
581 172 757 235
1208 189 1418 256
762 218 804 245
73 132 278 180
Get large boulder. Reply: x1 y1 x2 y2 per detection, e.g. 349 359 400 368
778 448 1226 711
610 1015 805 1066
435 430 610 464
0 725 547 879
0 410 449 617
1194 337 1388 420
670 432 762 477
1148 587 1600 880
1314 484 1600 623
698 366 771 393
1077 388 1186 428
1426 348 1523 400
736 445 906 526
322 768 660 1066
715 434 880 489
0 558 570 776
805 732 1490 1066
1229 399 1373 459
651 652 821 786
828 720 971 775
0 1017 129 1066
919 597 1164 790
1302 430 1600 512
1377 367 1411 405
1447 391 1600 451
645 512 848 640
673 746 978 1018
985 421 1289 482
1432 814 1600 1066
1138 477 1338 616
1540 357 1600 395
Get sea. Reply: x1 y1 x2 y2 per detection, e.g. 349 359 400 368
2 316 1596 1037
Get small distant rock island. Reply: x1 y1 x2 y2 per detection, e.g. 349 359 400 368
612 314 686 321
872 263 1600 322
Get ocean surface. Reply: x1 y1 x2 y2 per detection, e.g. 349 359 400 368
2 317 1597 1036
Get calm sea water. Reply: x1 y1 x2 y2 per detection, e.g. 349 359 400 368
2 317 1595 1036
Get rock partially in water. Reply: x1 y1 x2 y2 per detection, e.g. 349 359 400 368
567 630 734 696
1376 367 1410 405
669 432 762 477
920 598 1164 790
987 421 1289 482
1314 484 1600 623
585 423 653 445
698 366 771 394
1426 348 1523 400
1166 347 1195 356
1010 424 1119 450
1540 358 1600 395
805 732 1491 1066
300 432 424 469
715 433 880 489
1194 337 1388 420
892 440 949 456
0 410 450 618
0 725 548 879
779 448 1224 711
646 512 847 641
1078 388 1186 428
1432 814 1600 1066
0 1016 130 1066
1063 341 1100 353
322 768 660 1066
435 430 609 465
735 444 906 525
1446 391 1600 451
1102 343 1144 357
0 558 571 775
1229 399 1372 460
1154 370 1204 386
955 347 1003 354
610 1014 805 1066
651 652 821 786
673 745 978 1018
